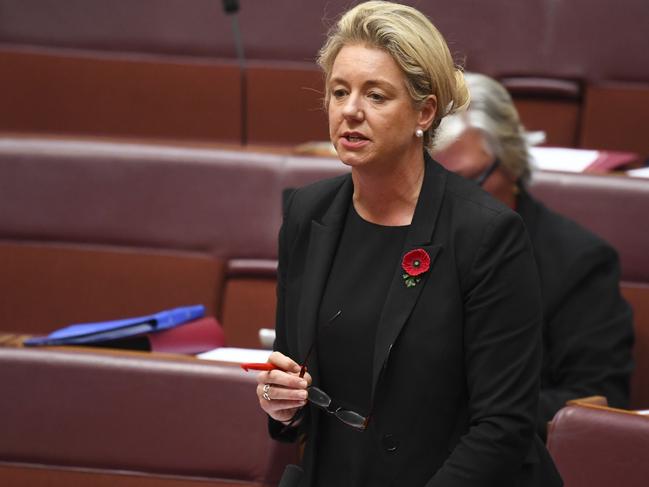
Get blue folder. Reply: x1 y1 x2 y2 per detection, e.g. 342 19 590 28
23 305 205 347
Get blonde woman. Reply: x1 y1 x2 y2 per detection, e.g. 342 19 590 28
256 3 562 485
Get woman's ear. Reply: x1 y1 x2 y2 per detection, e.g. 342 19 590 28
418 95 437 130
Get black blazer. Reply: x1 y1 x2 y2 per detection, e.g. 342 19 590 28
271 156 563 487
517 190 634 437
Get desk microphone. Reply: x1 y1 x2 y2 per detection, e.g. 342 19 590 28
278 464 303 487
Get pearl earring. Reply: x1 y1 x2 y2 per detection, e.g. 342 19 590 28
415 128 424 138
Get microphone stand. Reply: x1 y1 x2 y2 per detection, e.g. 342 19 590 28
222 0 247 145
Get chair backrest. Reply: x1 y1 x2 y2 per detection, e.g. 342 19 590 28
0 346 298 486
547 403 649 487
529 170 649 283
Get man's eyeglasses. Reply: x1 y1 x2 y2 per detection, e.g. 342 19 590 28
473 158 500 186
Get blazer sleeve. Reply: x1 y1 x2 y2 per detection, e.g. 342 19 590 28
427 210 543 486
538 243 633 435
267 189 308 443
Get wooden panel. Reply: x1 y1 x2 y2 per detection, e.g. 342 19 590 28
221 277 276 348
0 48 241 142
513 98 580 147
580 84 649 157
621 283 649 409
0 242 224 334
246 64 328 145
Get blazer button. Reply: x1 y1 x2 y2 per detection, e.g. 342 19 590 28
382 434 399 453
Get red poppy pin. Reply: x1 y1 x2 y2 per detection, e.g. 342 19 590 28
401 248 431 288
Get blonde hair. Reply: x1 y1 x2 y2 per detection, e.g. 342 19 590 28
437 72 531 182
317 0 469 149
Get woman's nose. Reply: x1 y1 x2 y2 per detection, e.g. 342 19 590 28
342 95 364 121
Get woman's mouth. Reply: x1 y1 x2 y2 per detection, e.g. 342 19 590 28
343 132 368 141
345 134 365 142
340 132 370 149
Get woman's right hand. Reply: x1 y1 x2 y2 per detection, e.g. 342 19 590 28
256 351 312 424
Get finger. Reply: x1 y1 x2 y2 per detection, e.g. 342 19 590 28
257 386 306 411
257 369 308 390
301 371 313 387
269 368 309 389
257 383 308 402
256 370 271 385
268 351 301 374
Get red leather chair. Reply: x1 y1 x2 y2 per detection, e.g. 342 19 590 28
547 403 649 487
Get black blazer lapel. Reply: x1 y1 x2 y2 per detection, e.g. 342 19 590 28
371 156 447 400
296 177 353 379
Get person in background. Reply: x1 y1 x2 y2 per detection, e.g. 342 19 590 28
435 72 634 438
254 2 562 486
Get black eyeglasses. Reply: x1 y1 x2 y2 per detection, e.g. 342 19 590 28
297 318 371 431
473 157 500 186
304 384 369 430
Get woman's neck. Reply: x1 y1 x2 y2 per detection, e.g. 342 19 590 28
351 159 425 227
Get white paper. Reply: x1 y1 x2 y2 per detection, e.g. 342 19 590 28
626 167 649 178
196 347 272 363
530 147 599 173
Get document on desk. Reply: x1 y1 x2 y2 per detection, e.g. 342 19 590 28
197 347 272 363
530 147 599 172
627 167 649 178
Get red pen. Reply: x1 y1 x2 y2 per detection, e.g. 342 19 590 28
241 362 279 372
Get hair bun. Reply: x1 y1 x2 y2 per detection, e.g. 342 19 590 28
447 69 471 117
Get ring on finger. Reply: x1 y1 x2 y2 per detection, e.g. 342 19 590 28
262 383 272 401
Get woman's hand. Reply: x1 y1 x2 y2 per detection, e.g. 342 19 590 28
256 351 312 424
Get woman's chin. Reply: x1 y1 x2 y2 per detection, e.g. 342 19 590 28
335 147 370 168
339 155 367 168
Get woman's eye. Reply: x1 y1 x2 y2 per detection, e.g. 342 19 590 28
332 89 347 99
368 92 385 102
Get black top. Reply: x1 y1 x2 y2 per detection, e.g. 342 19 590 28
315 204 408 486
270 158 562 487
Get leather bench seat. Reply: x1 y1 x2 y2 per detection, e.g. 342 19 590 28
1 0 648 155
0 137 285 258
547 403 649 487
0 346 297 486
